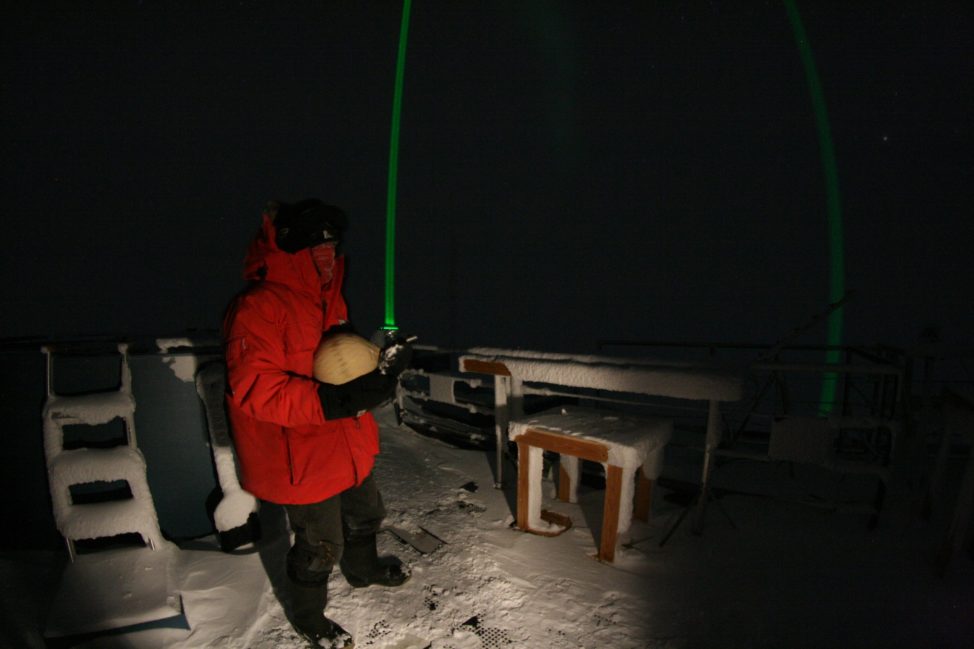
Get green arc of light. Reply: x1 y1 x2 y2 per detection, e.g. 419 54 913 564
785 0 846 414
384 0 412 331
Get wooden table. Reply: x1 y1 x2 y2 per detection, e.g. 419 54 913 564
511 406 672 562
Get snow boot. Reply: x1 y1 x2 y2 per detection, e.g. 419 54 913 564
340 533 411 588
286 581 354 649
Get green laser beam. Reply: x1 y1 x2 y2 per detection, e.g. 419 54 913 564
784 0 846 414
384 0 412 331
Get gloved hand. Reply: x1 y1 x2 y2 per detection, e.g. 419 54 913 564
323 321 356 337
317 369 397 420
378 334 416 377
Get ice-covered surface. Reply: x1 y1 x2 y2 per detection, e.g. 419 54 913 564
47 447 167 550
157 337 202 382
42 392 137 465
42 374 165 550
523 445 552 533
42 391 136 425
42 343 138 460
209 444 241 492
195 361 259 532
213 489 259 533
465 347 725 369
44 545 182 638
41 345 168 555
2 404 973 648
510 406 673 471
461 348 743 402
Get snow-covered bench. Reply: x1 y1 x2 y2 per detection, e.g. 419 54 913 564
510 406 672 562
459 349 743 561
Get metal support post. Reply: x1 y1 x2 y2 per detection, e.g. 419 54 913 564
493 375 511 489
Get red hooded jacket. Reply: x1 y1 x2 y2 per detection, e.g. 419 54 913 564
222 212 380 505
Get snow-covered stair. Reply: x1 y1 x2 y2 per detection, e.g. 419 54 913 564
47 447 166 552
42 342 138 450
41 342 166 560
41 343 183 640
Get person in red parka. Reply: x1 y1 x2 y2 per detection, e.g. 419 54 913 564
223 199 411 648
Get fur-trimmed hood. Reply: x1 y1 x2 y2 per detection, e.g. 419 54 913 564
242 209 346 302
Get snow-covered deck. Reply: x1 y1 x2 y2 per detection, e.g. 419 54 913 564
7 406 971 648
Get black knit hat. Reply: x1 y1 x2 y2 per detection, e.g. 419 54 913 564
273 199 348 254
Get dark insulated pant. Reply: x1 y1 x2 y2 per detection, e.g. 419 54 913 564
283 474 386 586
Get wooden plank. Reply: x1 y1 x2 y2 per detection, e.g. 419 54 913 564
558 463 572 503
599 465 623 562
535 510 572 537
634 466 653 522
460 358 511 376
516 440 531 532
517 428 609 463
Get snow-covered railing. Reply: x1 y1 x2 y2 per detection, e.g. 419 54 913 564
461 346 742 401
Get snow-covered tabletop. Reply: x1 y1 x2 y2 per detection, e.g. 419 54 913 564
460 347 742 401
510 406 672 471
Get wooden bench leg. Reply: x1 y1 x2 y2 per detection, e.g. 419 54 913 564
558 463 572 503
599 465 623 562
517 443 575 536
516 440 532 532
558 455 579 503
634 466 654 522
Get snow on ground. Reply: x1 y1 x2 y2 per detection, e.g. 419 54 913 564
3 405 973 648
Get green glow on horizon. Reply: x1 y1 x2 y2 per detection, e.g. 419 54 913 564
785 0 846 415
384 0 412 331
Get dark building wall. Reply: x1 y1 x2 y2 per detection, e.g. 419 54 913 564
0 348 55 549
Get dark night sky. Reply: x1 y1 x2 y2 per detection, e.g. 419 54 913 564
2 1 972 354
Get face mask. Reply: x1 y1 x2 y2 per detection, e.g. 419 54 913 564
311 243 337 285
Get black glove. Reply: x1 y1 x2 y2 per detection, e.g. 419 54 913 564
378 334 416 377
317 369 397 420
323 321 356 337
